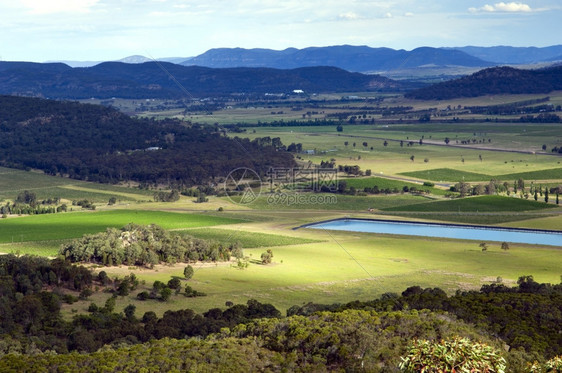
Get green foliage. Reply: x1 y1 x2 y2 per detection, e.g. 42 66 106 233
399 337 506 373
0 95 295 186
60 223 239 267
261 249 274 264
183 265 194 280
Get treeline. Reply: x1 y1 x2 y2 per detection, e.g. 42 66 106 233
0 311 505 372
406 66 562 100
0 190 66 217
0 95 294 186
288 276 562 359
60 224 243 267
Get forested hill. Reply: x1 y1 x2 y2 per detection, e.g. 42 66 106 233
0 95 294 185
0 61 404 99
405 65 562 100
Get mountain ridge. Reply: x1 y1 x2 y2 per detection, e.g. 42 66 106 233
0 61 406 99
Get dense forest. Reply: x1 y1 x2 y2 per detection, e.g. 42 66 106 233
0 95 294 185
0 61 405 99
406 66 562 100
0 255 560 371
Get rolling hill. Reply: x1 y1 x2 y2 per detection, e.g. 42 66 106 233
405 65 562 100
0 61 405 99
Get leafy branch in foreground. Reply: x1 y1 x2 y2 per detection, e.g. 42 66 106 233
399 337 506 373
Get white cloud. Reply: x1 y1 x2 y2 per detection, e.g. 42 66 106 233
469 2 533 13
404 12 414 17
338 12 360 20
20 0 99 14
384 12 393 18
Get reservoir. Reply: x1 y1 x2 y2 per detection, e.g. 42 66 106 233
302 218 562 248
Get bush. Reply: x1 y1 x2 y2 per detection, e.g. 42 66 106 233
399 337 506 373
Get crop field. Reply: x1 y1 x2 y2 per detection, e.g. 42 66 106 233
343 176 450 195
0 210 244 244
383 195 559 213
403 167 562 183
237 125 562 180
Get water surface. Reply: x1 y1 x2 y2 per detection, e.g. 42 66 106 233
304 219 562 247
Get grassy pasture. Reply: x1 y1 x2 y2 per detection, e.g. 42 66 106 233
66 227 562 315
400 168 492 182
0 166 152 202
177 227 321 248
383 195 559 213
226 193 432 211
403 167 562 183
343 176 450 195
0 210 244 245
237 125 562 180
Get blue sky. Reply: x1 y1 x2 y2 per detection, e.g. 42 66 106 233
0 0 560 62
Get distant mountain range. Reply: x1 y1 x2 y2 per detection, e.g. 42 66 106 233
0 61 405 99
179 46 494 72
46 45 562 73
405 65 562 100
447 46 562 64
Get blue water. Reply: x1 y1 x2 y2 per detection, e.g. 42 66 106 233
305 219 562 247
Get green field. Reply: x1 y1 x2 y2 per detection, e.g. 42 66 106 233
383 195 559 212
74 227 562 315
227 193 432 211
0 210 244 244
343 176 450 195
179 227 321 248
403 167 562 183
0 166 153 202
400 168 493 182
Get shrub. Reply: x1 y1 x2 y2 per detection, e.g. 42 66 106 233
399 337 506 372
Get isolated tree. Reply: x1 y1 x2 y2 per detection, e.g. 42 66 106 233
444 137 450 145
479 242 488 251
534 190 538 201
545 189 549 203
542 144 547 151
124 304 136 321
352 142 356 148
517 178 525 192
383 140 388 147
336 124 343 132
362 142 368 148
183 265 194 280
344 141 348 147
479 154 482 162
260 249 274 264
501 242 510 251
410 155 415 162
160 287 172 301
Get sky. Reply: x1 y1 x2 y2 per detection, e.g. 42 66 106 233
0 0 560 62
